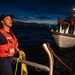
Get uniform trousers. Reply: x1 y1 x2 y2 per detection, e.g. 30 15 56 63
0 57 13 75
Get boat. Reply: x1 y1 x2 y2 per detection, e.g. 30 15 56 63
51 31 75 48
50 8 75 48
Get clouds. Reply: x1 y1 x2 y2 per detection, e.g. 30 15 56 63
0 0 75 24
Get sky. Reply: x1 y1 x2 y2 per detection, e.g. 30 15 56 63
0 0 75 24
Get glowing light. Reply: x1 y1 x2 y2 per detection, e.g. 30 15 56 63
73 8 75 11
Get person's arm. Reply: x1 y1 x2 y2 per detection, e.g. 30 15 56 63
0 33 7 45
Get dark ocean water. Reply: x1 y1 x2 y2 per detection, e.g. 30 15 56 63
11 25 75 75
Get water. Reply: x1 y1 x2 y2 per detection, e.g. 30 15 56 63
11 25 75 75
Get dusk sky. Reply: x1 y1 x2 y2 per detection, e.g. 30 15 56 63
0 0 75 24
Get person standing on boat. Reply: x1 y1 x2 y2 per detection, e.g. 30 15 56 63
0 14 24 75
57 17 63 32
68 17 75 34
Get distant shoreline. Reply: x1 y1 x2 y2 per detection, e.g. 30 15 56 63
13 20 57 28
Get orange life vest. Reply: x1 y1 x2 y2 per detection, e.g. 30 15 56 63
57 18 63 24
0 29 18 58
70 20 75 25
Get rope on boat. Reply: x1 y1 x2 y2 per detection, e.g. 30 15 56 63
14 52 28 75
14 56 19 75
47 43 72 72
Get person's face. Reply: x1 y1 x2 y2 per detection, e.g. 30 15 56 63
1 16 13 27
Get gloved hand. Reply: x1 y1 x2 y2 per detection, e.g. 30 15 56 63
19 50 24 54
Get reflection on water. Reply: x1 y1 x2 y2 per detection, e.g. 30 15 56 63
12 25 75 75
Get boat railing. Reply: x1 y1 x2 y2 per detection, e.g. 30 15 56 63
13 43 72 75
13 43 54 75
42 43 54 75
